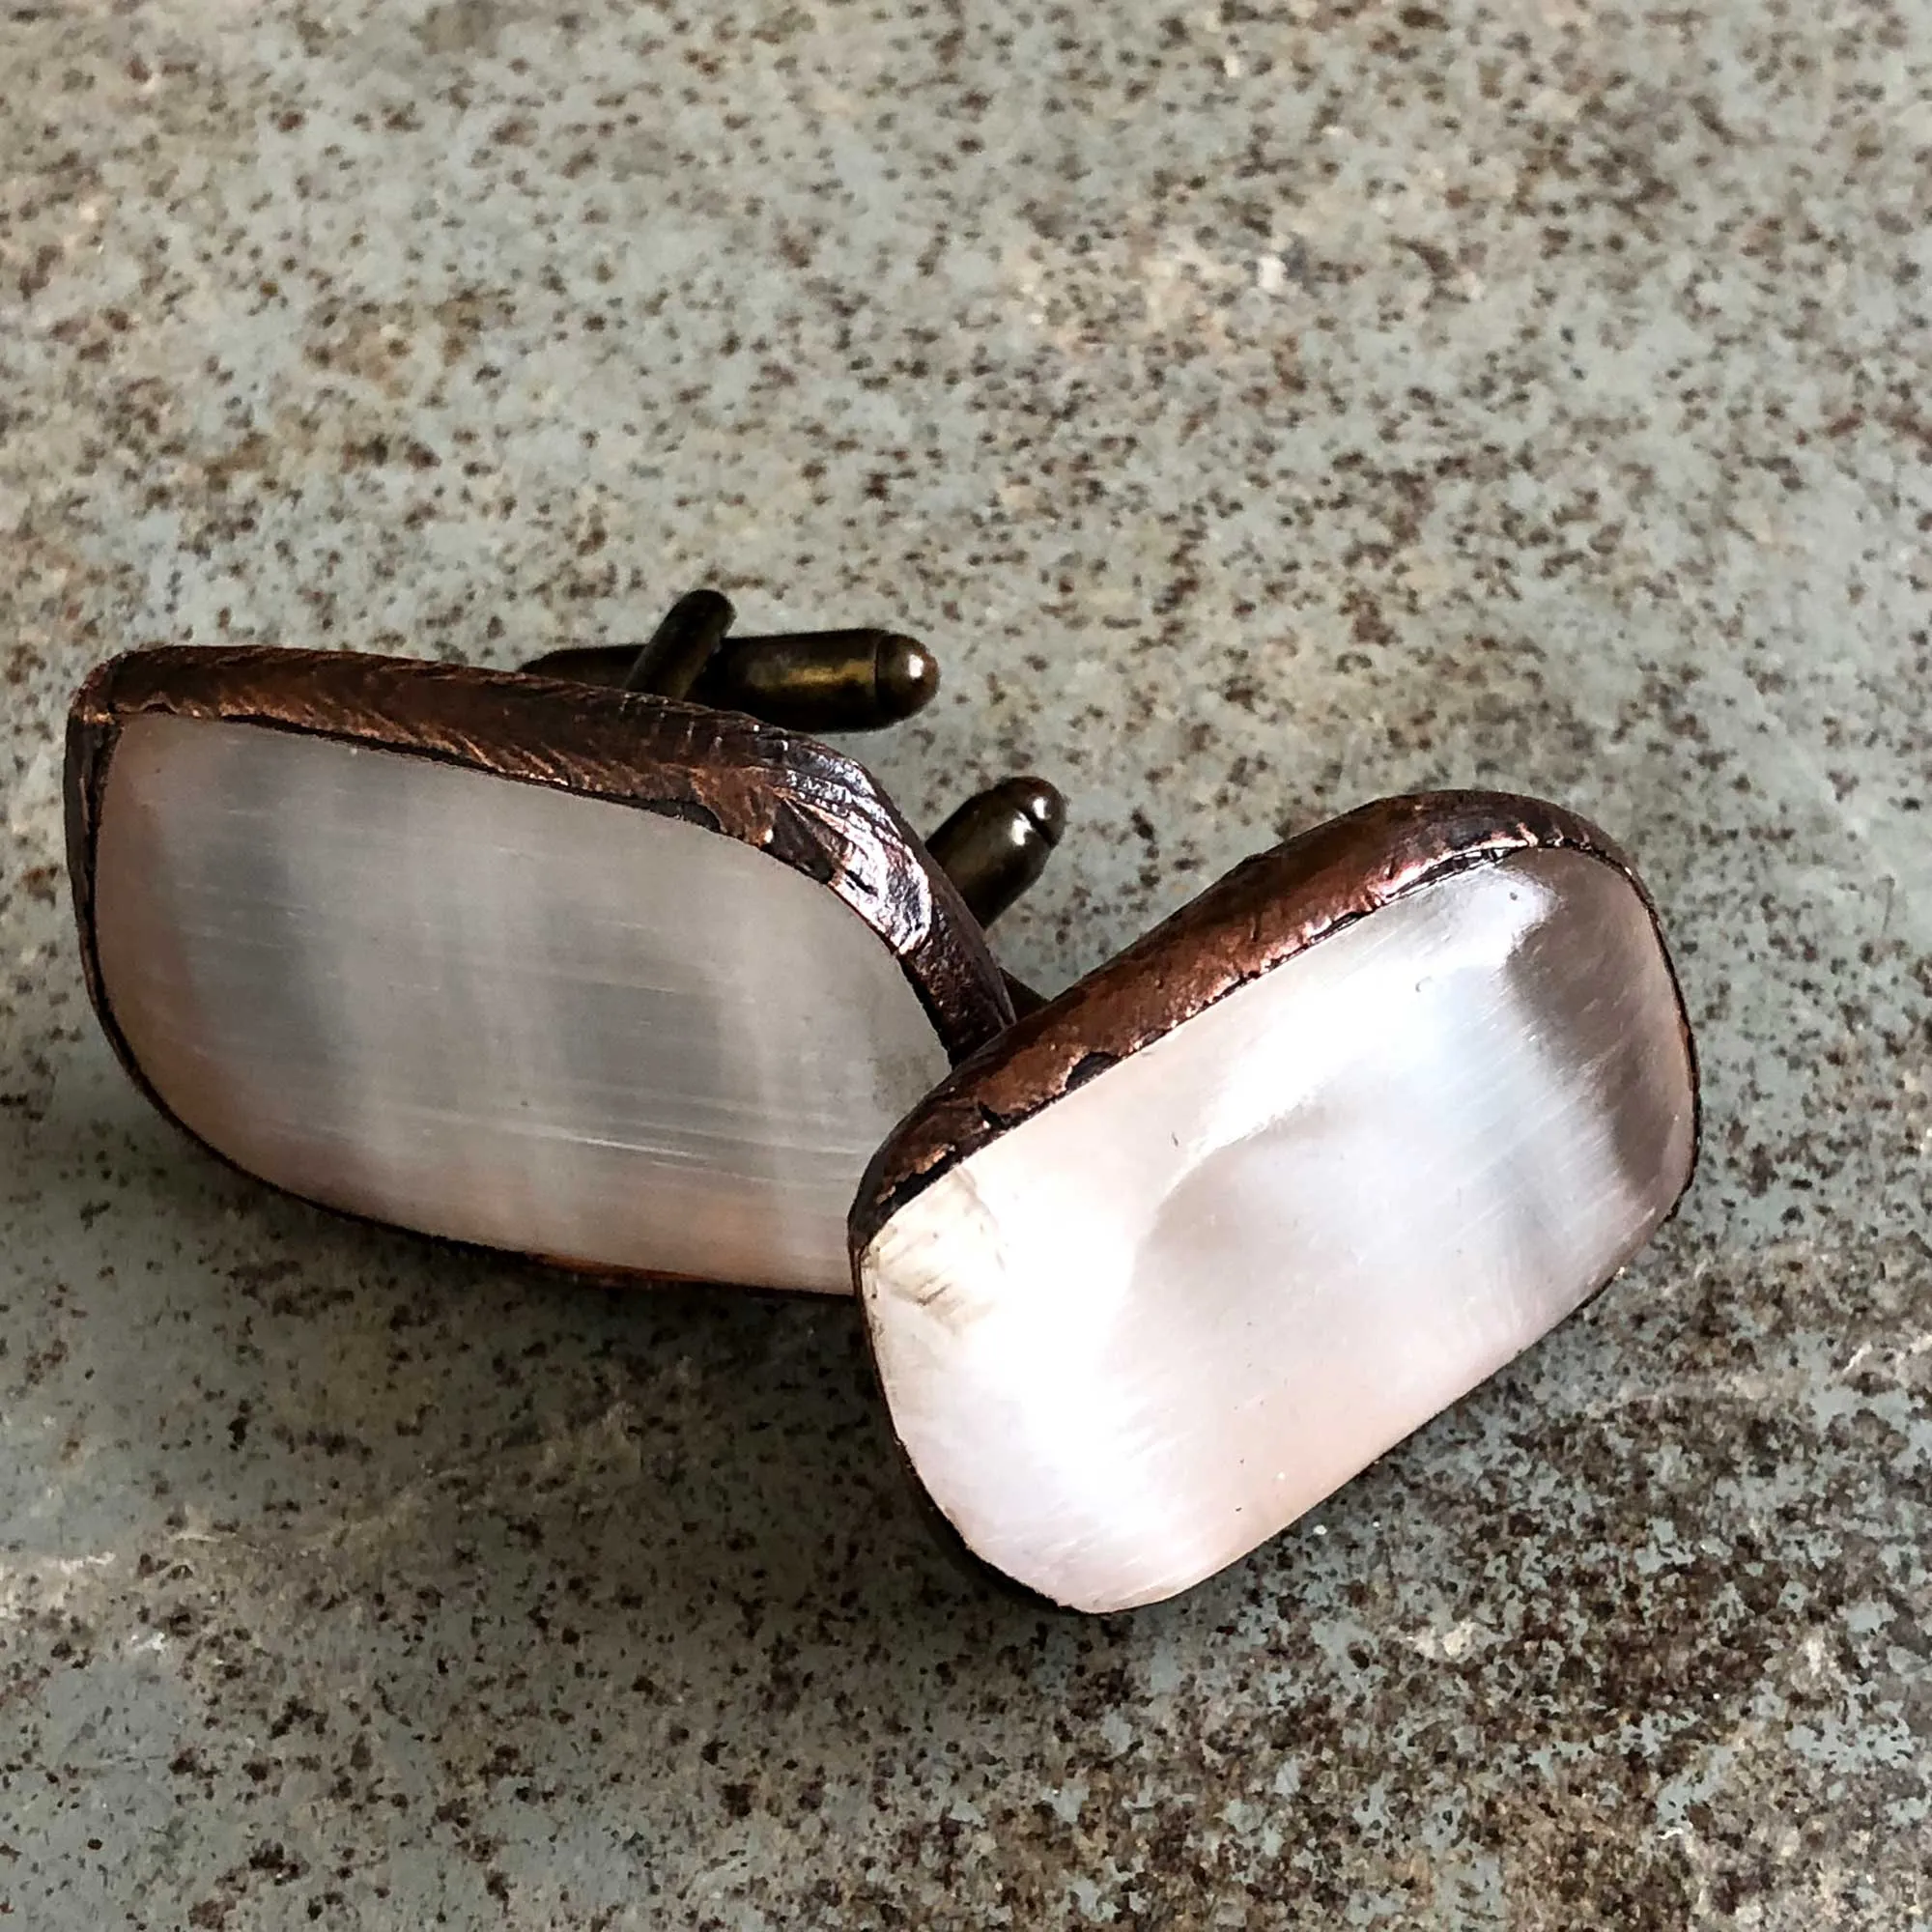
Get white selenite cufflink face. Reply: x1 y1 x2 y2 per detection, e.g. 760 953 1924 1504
70 649 1012 1294
852 797 1698 1612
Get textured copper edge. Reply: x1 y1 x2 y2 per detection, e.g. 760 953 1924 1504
65 645 1015 1289
850 788 1701 1256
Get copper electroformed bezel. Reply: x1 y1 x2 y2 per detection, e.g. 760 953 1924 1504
851 788 1699 1254
66 645 1016 1278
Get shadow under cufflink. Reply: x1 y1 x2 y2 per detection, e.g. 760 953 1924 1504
64 589 1065 1297
846 789 1701 1614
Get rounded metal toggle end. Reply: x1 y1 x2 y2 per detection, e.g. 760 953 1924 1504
926 776 1068 928
999 775 1065 848
871 634 940 723
695 628 939 733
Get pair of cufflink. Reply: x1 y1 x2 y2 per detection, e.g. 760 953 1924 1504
66 590 1699 1614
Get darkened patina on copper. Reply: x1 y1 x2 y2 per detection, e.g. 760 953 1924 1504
849 789 1701 1254
66 646 1017 1155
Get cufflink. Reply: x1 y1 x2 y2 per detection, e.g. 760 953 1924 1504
65 591 1062 1295
849 791 1698 1611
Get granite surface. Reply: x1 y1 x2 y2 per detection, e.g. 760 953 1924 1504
1 1 1927 1925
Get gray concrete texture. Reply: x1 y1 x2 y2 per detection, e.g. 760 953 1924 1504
1 0 1927 1924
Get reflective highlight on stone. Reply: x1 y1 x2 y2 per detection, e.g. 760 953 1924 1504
96 715 952 1293
860 850 1696 1611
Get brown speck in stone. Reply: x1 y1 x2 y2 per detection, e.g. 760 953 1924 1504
1342 589 1394 647
248 1843 305 1884
17 242 61 300
415 0 502 53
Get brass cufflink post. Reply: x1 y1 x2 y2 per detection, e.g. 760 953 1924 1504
926 776 1065 1016
622 587 737 699
926 778 1065 927
524 588 939 734
533 588 1065 939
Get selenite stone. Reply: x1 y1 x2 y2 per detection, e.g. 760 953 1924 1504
860 848 1696 1610
95 714 953 1293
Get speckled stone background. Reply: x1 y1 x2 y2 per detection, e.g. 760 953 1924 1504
2 1 1928 1925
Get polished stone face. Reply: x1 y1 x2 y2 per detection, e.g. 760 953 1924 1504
860 848 1697 1611
95 715 953 1293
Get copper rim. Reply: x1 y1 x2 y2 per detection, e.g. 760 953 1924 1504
65 645 1016 1278
849 788 1700 1255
